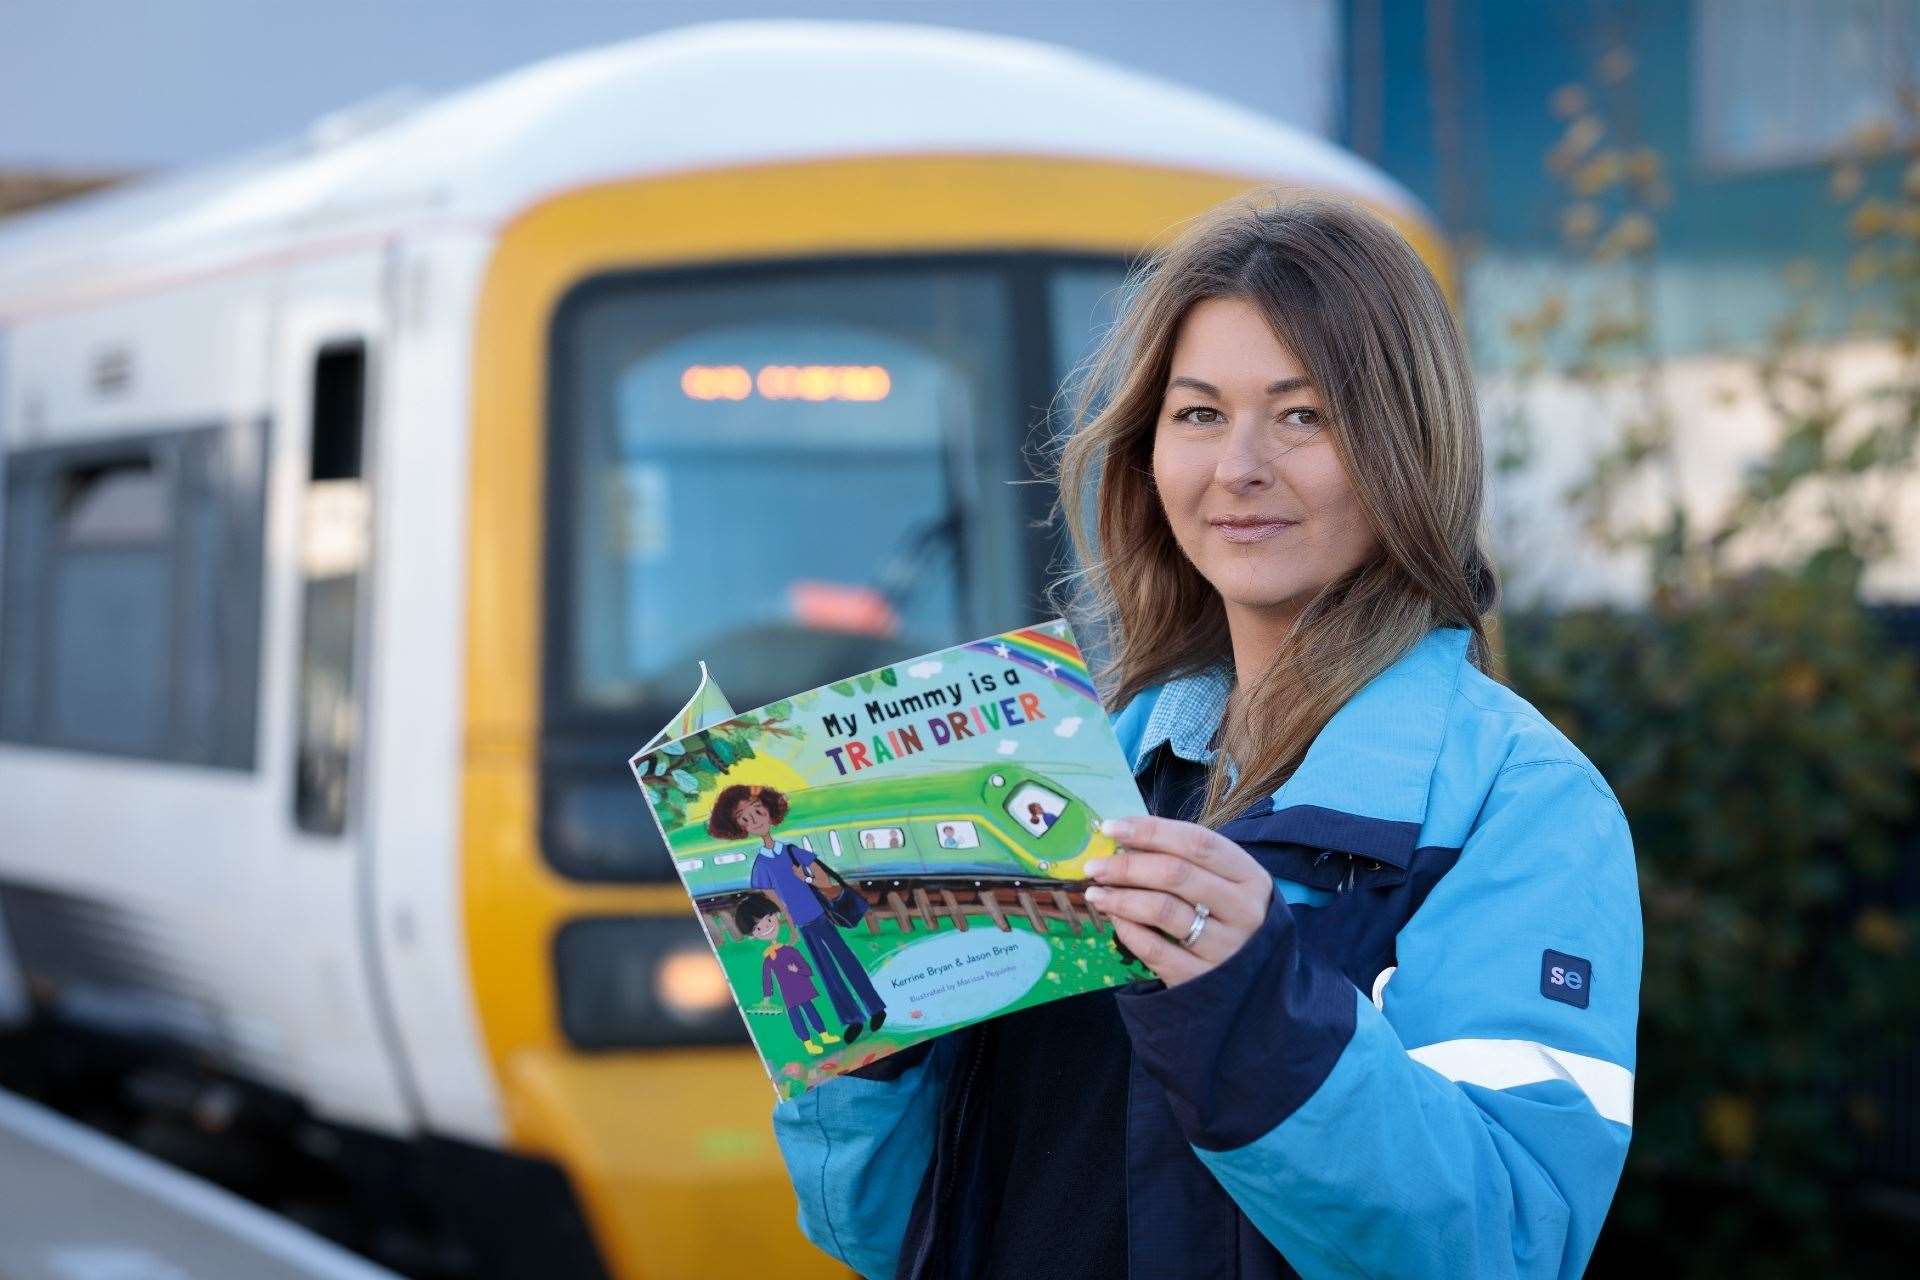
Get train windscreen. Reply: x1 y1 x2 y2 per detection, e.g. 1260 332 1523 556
552 265 1026 723
543 257 1127 883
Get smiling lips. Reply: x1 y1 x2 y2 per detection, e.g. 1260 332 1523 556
1209 516 1300 544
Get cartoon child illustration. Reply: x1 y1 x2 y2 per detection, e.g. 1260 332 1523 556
939 824 960 849
1025 801 1059 834
736 893 836 1056
708 783 887 1044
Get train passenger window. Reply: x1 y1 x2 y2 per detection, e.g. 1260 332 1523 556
0 422 266 766
59 457 171 542
293 341 369 836
1005 781 1070 838
48 456 174 749
858 827 907 851
933 821 980 850
828 830 844 858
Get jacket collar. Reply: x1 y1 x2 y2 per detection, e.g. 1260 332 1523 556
1118 626 1471 869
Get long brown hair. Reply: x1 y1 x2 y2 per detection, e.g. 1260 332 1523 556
1048 188 1499 828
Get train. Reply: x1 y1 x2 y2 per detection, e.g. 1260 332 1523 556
0 18 1443 1278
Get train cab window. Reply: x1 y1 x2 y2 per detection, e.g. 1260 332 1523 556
1049 264 1131 391
0 422 266 765
552 267 1023 720
293 341 370 836
1005 781 1070 838
540 256 1128 884
934 820 980 850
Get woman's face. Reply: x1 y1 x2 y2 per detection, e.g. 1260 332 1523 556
1151 295 1378 630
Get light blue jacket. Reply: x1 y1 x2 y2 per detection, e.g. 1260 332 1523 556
770 625 1642 1278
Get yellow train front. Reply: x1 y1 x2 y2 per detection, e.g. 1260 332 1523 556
0 20 1446 1279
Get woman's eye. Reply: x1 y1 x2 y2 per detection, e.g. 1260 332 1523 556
1170 406 1223 425
1283 407 1322 430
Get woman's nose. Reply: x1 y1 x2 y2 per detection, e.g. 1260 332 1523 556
1215 418 1274 491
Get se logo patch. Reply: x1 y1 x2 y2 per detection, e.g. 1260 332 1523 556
1540 949 1592 1009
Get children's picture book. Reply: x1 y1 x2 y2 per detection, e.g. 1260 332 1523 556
627 620 1152 1098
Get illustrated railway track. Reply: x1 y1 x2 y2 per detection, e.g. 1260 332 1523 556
698 877 1110 945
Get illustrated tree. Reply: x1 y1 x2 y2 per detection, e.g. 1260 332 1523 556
1486 43 1920 1276
637 668 899 829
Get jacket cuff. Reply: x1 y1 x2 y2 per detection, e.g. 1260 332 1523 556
1115 888 1356 1151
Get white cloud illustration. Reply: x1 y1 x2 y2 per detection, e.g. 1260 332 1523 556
1053 716 1084 738
997 739 1020 755
907 660 943 678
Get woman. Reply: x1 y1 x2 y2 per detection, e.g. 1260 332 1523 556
770 190 1641 1279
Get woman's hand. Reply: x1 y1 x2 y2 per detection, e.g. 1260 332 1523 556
1082 816 1274 987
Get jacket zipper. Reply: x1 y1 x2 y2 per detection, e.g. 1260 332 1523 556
907 1028 988 1279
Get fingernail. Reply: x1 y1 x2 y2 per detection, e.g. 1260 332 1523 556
1083 857 1108 878
1101 818 1134 839
1084 885 1108 902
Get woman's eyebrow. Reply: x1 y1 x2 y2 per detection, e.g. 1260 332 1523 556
1166 374 1314 397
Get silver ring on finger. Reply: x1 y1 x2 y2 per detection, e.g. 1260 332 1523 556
1178 902 1211 949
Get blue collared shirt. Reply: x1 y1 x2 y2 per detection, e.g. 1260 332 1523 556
1131 661 1233 772
1130 659 1330 905
749 838 824 927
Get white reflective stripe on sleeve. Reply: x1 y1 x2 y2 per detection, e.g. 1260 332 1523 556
1406 1038 1634 1127
1369 965 1395 1011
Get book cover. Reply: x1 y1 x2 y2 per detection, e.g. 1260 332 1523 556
627 620 1152 1097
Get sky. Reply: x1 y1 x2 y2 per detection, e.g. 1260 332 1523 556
0 0 1340 173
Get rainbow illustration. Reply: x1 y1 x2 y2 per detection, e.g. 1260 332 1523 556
964 624 1099 703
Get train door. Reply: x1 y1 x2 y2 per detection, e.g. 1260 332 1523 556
270 247 418 1131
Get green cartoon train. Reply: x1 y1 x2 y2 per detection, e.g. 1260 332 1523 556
667 763 1119 901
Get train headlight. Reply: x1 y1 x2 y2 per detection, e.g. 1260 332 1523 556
554 916 748 1049
655 947 735 1021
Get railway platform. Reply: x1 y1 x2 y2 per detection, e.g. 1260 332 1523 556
0 1087 398 1280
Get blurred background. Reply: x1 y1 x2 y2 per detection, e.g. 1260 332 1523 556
0 1 1916 1277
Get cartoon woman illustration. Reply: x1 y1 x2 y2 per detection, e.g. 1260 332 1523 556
1025 800 1059 834
708 783 887 1044
736 893 836 1056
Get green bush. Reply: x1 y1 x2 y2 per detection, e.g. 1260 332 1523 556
1503 553 1920 1274
1487 46 1920 1274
